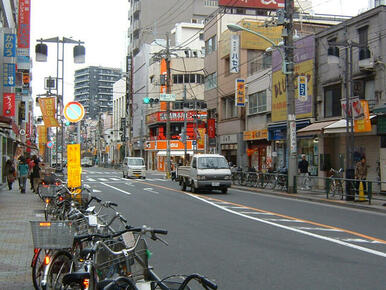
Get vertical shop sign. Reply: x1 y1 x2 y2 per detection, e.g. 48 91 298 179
235 79 246 107
3 93 15 116
4 33 16 57
230 34 240 73
17 0 31 55
3 63 15 87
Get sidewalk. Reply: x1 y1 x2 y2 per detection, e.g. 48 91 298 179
0 185 42 290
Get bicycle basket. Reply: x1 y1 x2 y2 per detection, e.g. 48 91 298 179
95 235 148 282
40 184 59 198
30 221 75 249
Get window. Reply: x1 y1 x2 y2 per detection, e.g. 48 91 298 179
199 33 204 41
248 91 267 114
221 96 237 120
173 74 204 84
358 26 370 60
205 35 216 55
204 72 217 91
324 84 341 118
327 38 340 57
204 0 218 7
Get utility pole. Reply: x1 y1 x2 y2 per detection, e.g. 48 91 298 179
166 33 172 179
125 55 133 157
183 85 188 163
284 0 297 193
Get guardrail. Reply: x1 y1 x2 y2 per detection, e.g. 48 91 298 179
231 171 386 205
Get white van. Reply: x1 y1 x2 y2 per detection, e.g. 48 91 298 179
122 157 146 179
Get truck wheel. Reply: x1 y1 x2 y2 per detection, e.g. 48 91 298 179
221 188 228 194
180 181 186 191
191 182 197 193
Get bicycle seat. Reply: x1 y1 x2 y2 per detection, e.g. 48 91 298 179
79 248 96 259
62 272 91 285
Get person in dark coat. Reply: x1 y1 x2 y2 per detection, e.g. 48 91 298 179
4 160 16 190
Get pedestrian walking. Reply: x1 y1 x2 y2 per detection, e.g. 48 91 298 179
355 155 367 193
28 156 36 190
30 156 41 193
17 157 29 193
298 154 310 190
4 159 16 190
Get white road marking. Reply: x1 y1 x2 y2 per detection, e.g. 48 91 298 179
188 194 386 258
293 227 343 232
35 214 44 218
110 178 120 181
338 238 384 244
93 189 101 193
87 178 96 182
240 211 274 215
100 182 131 195
99 178 108 181
263 218 304 222
144 187 159 194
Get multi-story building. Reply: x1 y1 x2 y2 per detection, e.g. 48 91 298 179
298 5 386 190
128 0 218 56
74 66 122 120
138 23 206 171
204 1 348 169
0 0 34 183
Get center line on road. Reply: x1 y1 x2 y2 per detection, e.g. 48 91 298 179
100 182 131 195
188 193 386 258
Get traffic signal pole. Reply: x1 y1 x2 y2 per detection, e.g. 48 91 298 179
166 33 172 179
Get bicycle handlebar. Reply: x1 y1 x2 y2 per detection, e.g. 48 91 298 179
179 273 217 290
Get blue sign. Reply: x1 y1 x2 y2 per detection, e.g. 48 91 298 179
297 76 308 102
3 33 16 57
3 63 15 87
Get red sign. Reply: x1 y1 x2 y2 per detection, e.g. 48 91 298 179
17 0 31 49
146 111 207 124
219 0 284 9
3 93 15 117
207 119 216 138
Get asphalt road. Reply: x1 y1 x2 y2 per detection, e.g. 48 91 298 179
82 167 386 290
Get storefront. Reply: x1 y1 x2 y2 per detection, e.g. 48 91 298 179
268 120 310 171
244 129 270 171
145 140 201 172
219 134 238 166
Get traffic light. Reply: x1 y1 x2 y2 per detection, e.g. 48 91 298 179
143 97 159 107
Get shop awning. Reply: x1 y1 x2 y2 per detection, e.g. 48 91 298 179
157 150 194 156
323 115 376 134
297 120 336 136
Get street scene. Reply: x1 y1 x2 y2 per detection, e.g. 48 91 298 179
1 0 386 289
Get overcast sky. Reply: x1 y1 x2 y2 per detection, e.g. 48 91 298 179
30 0 369 113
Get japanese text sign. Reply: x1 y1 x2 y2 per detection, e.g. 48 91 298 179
3 93 15 116
235 79 246 107
230 34 240 73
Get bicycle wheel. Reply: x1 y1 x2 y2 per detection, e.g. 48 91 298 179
46 251 74 290
32 248 45 290
328 180 336 197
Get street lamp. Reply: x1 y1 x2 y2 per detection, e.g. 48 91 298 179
35 37 85 170
227 22 297 193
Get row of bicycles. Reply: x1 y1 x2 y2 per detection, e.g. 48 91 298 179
231 168 288 191
31 176 217 290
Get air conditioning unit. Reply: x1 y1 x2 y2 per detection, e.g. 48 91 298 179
359 58 375 71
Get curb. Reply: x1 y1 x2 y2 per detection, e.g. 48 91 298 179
231 185 386 214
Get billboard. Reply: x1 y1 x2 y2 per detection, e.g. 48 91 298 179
240 20 283 50
17 0 31 55
219 0 284 9
271 35 314 122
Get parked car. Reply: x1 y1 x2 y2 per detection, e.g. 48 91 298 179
81 157 93 167
176 154 232 194
122 157 146 179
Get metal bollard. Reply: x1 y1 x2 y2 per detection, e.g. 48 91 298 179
368 181 372 205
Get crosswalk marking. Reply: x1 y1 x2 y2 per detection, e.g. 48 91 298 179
263 218 304 222
87 178 96 182
293 227 343 232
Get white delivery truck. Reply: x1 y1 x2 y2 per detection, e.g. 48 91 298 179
176 154 232 194
122 157 146 179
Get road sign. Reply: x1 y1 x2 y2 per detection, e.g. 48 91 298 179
298 76 308 102
160 94 176 102
19 129 26 136
63 101 85 123
46 141 54 149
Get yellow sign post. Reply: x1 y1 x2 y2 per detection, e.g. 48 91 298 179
67 144 82 201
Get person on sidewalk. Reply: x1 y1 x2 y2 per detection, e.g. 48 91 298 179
4 159 16 190
355 156 367 193
17 157 29 193
298 154 310 190
30 156 41 193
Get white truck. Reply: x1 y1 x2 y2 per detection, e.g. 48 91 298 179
81 157 93 167
176 154 232 194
